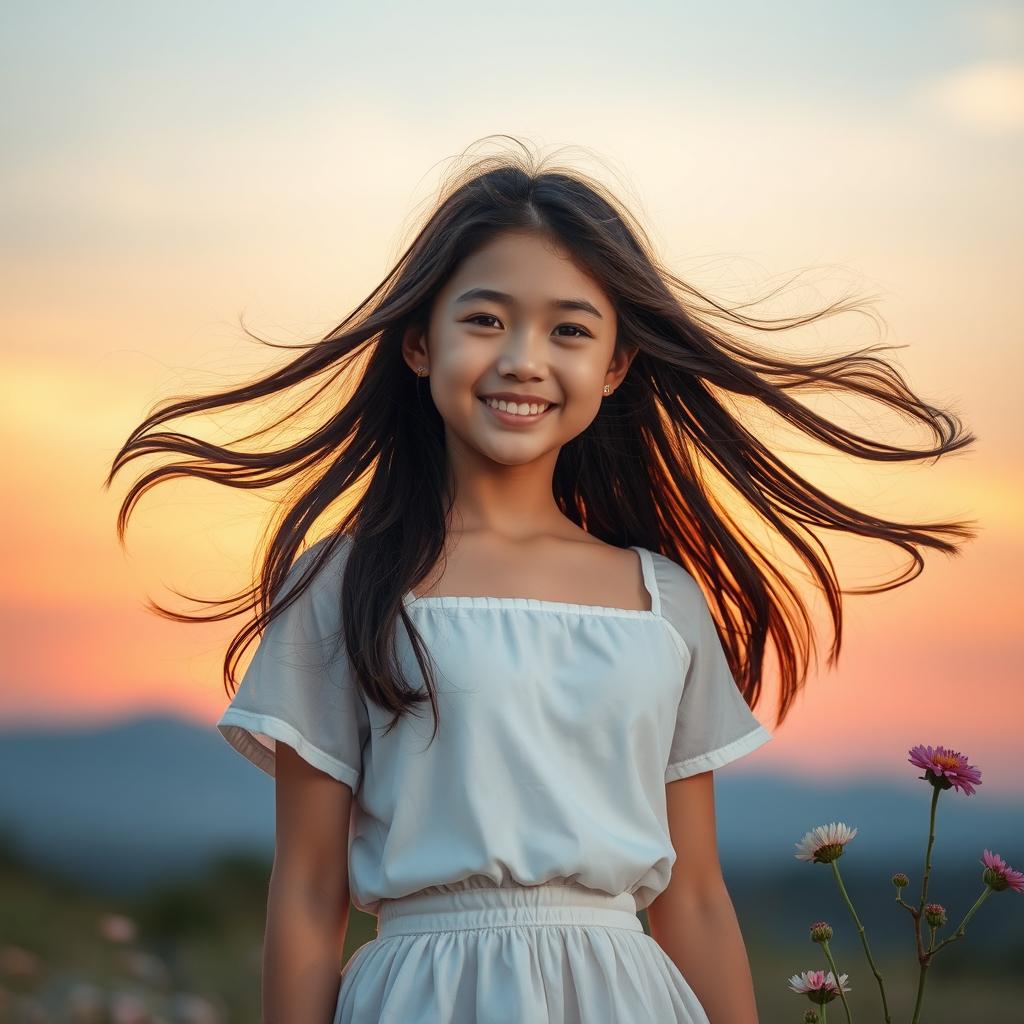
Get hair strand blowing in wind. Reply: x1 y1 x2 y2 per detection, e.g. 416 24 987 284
105 136 977 745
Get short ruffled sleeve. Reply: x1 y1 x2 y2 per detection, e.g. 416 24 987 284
216 536 368 792
655 554 773 783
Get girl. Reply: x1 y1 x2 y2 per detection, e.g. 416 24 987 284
110 138 975 1023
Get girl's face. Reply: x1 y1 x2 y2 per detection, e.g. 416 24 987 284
405 230 635 467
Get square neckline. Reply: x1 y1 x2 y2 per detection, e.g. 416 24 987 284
402 545 662 619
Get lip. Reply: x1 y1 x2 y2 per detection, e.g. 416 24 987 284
478 395 557 427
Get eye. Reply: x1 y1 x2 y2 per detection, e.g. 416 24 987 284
464 314 592 338
466 314 502 328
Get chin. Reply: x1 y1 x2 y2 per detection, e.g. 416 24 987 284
476 440 557 467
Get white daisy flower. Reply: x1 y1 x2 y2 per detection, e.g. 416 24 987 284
794 822 858 864
787 969 851 1005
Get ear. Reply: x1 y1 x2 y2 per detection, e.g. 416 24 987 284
401 324 429 375
606 342 640 391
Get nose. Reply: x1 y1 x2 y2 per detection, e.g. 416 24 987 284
495 324 548 379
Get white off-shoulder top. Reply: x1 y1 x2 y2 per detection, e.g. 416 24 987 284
216 535 773 916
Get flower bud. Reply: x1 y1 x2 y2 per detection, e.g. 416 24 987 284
924 902 947 927
891 872 909 888
803 1011 820 1023
809 921 833 943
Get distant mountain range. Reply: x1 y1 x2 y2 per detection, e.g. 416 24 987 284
0 713 1020 899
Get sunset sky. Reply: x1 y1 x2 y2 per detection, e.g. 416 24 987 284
2 3 1022 795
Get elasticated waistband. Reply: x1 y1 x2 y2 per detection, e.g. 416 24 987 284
376 883 642 939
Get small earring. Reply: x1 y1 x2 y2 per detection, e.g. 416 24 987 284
602 384 611 395
417 366 428 377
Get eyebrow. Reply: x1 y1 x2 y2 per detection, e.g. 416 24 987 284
454 287 604 321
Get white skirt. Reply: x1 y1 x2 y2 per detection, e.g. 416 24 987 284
334 881 712 1023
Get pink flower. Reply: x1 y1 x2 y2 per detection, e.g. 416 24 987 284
908 744 982 795
787 969 851 1005
98 913 137 943
981 849 1024 894
0 944 41 978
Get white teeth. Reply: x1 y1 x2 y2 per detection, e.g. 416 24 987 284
484 397 550 416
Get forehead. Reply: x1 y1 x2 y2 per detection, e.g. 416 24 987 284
441 231 610 310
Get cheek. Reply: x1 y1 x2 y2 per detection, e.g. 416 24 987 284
429 349 486 416
557 364 609 426
428 333 472 377
558 362 606 402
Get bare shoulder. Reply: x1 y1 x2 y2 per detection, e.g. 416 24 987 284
555 532 653 611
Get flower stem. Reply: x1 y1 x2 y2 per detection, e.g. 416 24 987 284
930 887 992 955
820 941 853 1024
894 893 917 918
821 1000 828 1024
911 962 928 1024
917 786 941 911
831 860 892 1023
910 786 941 1024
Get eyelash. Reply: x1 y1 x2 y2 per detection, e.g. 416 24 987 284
465 313 592 338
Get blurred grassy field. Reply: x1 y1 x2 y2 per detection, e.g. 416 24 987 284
2 836 1021 1022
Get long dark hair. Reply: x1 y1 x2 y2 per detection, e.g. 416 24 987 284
106 136 977 746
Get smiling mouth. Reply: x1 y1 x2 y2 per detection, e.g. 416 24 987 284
478 396 558 422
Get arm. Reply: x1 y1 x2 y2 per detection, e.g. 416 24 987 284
647 771 760 1024
261 741 354 1024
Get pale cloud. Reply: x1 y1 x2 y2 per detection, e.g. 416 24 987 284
917 61 1024 134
